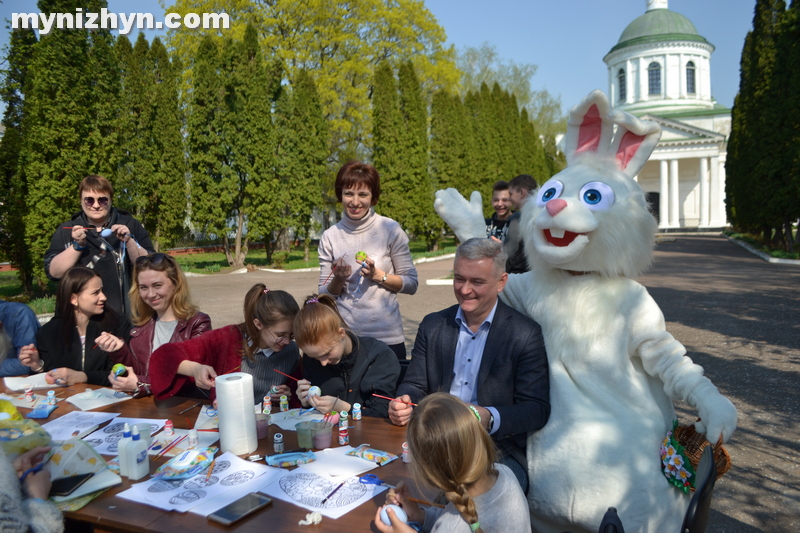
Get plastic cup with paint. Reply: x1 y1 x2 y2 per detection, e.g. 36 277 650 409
256 414 269 440
310 421 333 449
295 421 315 449
380 504 408 526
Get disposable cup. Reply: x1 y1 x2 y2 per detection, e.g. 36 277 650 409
256 414 269 440
134 423 152 448
310 421 333 449
296 421 315 449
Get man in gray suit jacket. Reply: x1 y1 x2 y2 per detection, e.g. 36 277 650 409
389 238 549 492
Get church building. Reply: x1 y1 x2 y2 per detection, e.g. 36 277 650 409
603 0 729 229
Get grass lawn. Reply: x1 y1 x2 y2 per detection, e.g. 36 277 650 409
1 237 458 313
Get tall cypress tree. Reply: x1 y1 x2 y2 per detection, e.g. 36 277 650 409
277 69 328 262
20 0 120 287
146 38 187 250
0 28 38 291
397 61 434 248
371 61 405 223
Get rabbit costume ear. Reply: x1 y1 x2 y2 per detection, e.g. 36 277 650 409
563 90 661 179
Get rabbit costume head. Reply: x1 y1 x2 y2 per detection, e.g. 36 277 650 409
522 90 660 278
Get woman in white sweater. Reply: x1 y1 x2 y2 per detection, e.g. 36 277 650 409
318 161 418 360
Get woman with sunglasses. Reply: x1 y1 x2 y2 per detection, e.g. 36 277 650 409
107 253 211 398
45 175 154 317
19 266 130 386
149 284 303 406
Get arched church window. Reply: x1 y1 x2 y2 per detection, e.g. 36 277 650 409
618 69 626 102
648 62 661 95
686 61 696 94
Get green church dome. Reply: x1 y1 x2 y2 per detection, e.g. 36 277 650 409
608 9 712 54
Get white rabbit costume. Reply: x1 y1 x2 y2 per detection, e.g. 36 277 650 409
434 91 737 533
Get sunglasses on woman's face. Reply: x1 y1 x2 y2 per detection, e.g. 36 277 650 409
82 196 109 208
135 252 170 268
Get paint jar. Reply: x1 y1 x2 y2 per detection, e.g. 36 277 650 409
270 385 281 395
47 390 56 406
24 387 34 403
273 433 284 454
338 427 349 446
402 442 411 463
352 403 361 421
339 410 349 430
164 420 174 436
262 395 272 414
188 429 199 449
279 395 289 412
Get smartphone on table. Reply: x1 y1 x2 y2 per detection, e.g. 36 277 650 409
49 473 94 497
207 492 273 526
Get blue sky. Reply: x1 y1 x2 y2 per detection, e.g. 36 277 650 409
2 0 756 114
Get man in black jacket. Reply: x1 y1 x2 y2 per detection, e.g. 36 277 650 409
389 238 550 492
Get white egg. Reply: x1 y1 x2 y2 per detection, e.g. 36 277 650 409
308 386 322 398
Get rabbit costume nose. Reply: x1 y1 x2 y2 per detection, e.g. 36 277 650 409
546 199 567 217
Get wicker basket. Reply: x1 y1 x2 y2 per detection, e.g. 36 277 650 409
673 423 732 480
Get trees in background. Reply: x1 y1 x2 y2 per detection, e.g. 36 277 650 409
727 0 799 252
0 2 568 286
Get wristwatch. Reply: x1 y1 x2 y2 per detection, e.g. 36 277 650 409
71 241 86 251
379 273 388 284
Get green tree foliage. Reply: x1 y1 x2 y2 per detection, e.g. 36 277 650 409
727 0 798 250
457 42 566 142
273 69 328 262
20 0 120 287
163 0 459 161
372 61 405 220
188 26 281 268
0 28 38 291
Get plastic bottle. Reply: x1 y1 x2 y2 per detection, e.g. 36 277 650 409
274 433 284 454
352 403 361 421
127 426 150 481
188 429 199 449
279 395 289 412
339 410 349 430
164 420 174 437
118 423 132 477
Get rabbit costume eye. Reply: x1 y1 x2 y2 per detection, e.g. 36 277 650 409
579 182 615 211
536 180 564 206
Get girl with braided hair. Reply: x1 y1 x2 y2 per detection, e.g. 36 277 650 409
375 393 530 533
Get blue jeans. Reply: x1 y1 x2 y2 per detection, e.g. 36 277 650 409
500 453 529 495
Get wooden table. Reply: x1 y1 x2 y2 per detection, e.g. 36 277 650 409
5 383 411 532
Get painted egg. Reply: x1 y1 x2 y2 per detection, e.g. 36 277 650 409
355 251 368 263
380 504 408 526
308 386 322 398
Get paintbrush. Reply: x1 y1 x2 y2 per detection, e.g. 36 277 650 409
373 393 417 406
156 435 187 458
273 369 299 381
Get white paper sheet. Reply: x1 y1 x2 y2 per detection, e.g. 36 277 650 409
4 374 60 391
82 417 167 455
41 411 120 442
149 428 219 457
193 404 218 430
299 446 379 478
66 388 132 411
116 451 279 513
258 466 387 520
268 408 324 431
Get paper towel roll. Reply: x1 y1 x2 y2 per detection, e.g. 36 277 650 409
215 372 258 455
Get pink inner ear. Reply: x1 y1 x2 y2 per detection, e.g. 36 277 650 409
616 131 645 169
575 104 602 154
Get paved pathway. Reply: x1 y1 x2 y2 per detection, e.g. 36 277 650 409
187 235 800 532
